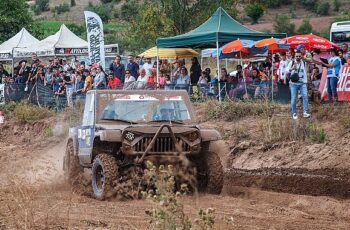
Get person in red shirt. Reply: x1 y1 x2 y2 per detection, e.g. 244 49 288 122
107 72 121 89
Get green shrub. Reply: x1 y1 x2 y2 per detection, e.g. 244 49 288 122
13 102 54 124
301 0 319 12
333 0 341 12
274 15 295 35
85 3 112 23
261 0 292 8
297 18 313 34
51 2 70 15
70 0 76 7
317 2 330 15
119 0 140 21
32 0 50 15
245 3 264 24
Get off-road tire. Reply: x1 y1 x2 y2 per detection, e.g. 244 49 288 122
64 140 83 185
92 153 118 200
195 151 224 194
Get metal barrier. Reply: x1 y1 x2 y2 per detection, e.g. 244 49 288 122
2 81 291 111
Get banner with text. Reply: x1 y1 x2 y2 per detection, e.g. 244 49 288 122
84 11 105 69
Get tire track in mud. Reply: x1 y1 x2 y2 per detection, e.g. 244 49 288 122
224 167 350 198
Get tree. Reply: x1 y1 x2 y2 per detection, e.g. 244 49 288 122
274 15 295 36
297 18 313 34
0 0 34 43
333 0 341 12
316 2 330 15
85 3 112 23
127 3 174 53
245 3 264 24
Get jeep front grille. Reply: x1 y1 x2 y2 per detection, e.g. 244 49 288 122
134 137 190 153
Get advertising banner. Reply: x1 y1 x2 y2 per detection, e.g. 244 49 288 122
84 11 105 69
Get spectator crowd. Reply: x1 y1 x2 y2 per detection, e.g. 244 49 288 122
0 43 349 118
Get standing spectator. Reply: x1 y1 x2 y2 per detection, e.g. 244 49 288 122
311 49 323 73
73 72 85 103
342 43 349 60
338 50 346 65
16 60 30 84
320 48 342 103
278 52 290 84
171 61 182 81
44 67 54 87
286 50 310 119
142 57 153 77
147 68 156 88
55 79 66 111
310 67 322 90
190 57 201 84
62 58 70 71
109 55 125 82
63 68 75 107
127 55 139 79
93 65 106 89
27 59 40 85
160 59 171 76
52 57 62 69
35 66 45 84
83 69 93 92
205 68 212 82
0 64 9 83
107 72 122 89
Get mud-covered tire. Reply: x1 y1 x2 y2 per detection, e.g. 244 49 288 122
91 154 118 200
64 140 83 185
195 151 224 194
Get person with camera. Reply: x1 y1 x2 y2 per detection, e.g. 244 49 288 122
286 50 311 120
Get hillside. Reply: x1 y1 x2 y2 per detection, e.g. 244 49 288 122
32 0 350 33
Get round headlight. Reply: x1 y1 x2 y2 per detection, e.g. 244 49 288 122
125 131 135 142
188 132 199 142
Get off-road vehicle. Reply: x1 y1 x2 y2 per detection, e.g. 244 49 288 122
63 90 223 200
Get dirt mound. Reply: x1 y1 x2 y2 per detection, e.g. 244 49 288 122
225 167 350 198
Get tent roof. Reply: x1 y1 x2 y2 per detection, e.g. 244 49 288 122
157 7 286 49
0 28 39 54
139 46 198 59
15 24 88 57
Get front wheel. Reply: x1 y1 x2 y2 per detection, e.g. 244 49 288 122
195 151 224 194
91 154 118 200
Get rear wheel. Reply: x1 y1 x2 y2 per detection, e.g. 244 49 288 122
64 140 83 185
92 154 118 200
195 151 224 194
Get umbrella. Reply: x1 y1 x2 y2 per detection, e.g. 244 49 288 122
222 39 254 54
254 37 290 52
139 46 198 59
278 34 339 50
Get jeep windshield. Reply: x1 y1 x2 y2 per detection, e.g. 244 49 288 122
97 91 195 124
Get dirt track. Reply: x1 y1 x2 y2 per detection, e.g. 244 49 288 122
1 138 350 229
1 112 350 229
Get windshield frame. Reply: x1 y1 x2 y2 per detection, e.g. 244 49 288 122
95 90 197 125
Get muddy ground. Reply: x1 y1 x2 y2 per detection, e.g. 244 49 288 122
1 111 350 229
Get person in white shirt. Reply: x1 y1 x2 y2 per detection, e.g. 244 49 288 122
286 50 311 120
135 68 148 89
278 52 290 84
123 69 136 89
142 57 153 77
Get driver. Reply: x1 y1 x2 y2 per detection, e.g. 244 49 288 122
160 108 175 120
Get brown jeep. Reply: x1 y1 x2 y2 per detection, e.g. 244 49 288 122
63 90 223 200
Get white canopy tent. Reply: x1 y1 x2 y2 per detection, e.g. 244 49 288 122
14 24 88 57
0 28 39 60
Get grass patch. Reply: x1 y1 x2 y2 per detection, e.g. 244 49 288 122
260 117 326 144
13 102 54 124
204 99 284 121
